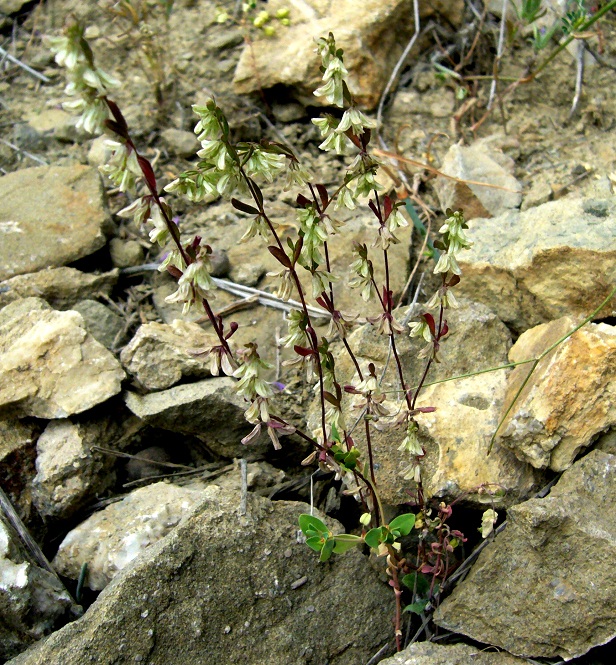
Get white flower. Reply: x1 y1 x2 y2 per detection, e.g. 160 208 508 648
433 251 461 276
318 130 347 154
279 309 308 348
337 108 377 135
244 148 286 183
158 249 186 273
197 139 232 171
117 196 151 226
408 319 433 344
386 206 409 233
314 74 345 108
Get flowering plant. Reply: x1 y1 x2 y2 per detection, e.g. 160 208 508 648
51 26 478 651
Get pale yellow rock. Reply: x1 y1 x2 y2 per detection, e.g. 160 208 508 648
233 0 464 109
0 300 125 418
121 320 218 390
497 316 616 471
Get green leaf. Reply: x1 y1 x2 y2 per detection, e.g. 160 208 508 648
305 535 324 553
332 534 362 554
389 513 416 537
364 527 384 549
320 537 335 562
403 599 429 615
401 572 430 596
299 514 328 537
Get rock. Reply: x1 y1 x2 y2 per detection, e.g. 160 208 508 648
0 299 125 419
32 412 142 521
596 428 616 456
0 417 39 524
456 197 616 332
53 481 207 590
8 488 392 665
233 0 464 109
86 135 109 167
379 641 528 664
0 268 119 310
0 514 75 662
433 142 522 219
70 300 125 350
497 317 616 471
124 377 270 458
323 300 537 505
108 237 144 268
160 128 200 158
0 0 31 13
0 165 110 281
125 446 172 481
120 320 218 391
434 449 616 661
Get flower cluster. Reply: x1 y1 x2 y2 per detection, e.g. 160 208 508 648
164 245 216 315
349 243 376 302
433 209 473 276
312 34 376 158
48 23 118 134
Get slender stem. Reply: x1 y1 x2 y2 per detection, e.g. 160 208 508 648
343 338 364 380
364 418 377 488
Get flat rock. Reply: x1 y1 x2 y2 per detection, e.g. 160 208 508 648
456 197 616 332
379 641 528 664
124 377 270 458
0 268 119 310
32 413 142 521
0 165 110 281
121 320 218 391
433 142 522 220
53 482 207 590
8 488 392 665
326 300 537 505
0 298 125 419
0 515 75 662
434 449 616 661
497 317 616 471
233 0 463 109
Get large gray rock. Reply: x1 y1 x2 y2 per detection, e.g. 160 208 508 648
8 488 392 665
0 268 119 310
325 300 538 506
379 641 528 664
433 142 522 220
32 413 142 521
498 317 616 471
0 299 125 418
124 377 270 458
233 0 463 109
0 166 110 281
456 197 616 332
0 515 75 662
121 320 218 391
53 482 207 590
434 449 616 661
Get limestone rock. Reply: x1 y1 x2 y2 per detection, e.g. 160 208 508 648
433 142 522 220
53 482 207 590
0 268 119 310
0 166 110 281
233 0 463 109
0 299 125 418
379 641 528 664
434 450 616 661
71 300 125 350
0 417 39 524
108 237 144 268
324 300 537 505
160 128 200 158
497 317 616 471
456 197 616 332
0 515 75 662
8 489 392 665
121 320 218 391
32 413 142 521
124 377 270 458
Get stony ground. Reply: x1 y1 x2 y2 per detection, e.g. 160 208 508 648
1 1 616 664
